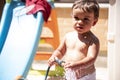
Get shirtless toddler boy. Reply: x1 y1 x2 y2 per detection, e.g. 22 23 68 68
48 0 100 80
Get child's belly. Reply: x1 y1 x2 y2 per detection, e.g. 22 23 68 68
63 50 86 62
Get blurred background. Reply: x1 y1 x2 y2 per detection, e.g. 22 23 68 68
0 0 108 80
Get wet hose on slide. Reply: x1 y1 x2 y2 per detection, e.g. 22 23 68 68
44 57 65 80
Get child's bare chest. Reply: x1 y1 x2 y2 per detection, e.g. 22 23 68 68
66 37 89 52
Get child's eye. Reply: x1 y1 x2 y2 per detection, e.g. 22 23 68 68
74 17 79 21
83 18 90 21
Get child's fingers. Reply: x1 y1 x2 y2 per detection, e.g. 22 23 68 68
48 58 55 66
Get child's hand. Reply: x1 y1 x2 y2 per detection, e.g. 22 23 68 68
63 62 75 69
48 56 56 67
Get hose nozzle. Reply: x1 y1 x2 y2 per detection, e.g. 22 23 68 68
54 57 65 66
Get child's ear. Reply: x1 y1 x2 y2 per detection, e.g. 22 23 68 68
93 18 98 26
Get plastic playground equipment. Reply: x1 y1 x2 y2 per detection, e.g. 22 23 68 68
34 4 60 61
29 3 63 79
27 0 64 79
0 0 56 80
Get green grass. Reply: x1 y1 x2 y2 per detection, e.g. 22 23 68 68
29 65 64 77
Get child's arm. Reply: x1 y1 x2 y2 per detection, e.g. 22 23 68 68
48 36 67 66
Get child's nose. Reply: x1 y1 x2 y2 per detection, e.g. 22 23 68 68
77 19 84 25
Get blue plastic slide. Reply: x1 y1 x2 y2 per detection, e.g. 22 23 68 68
0 0 49 79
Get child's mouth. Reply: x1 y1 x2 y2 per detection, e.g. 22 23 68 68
79 27 83 29
77 26 83 29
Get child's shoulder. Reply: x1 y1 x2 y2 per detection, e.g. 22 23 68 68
65 31 77 36
63 31 77 40
89 32 99 44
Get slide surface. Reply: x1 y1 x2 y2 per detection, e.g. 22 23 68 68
0 1 44 80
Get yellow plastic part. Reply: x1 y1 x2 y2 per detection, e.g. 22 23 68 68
6 0 11 3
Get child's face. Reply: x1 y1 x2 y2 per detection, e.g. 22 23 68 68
72 8 98 34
